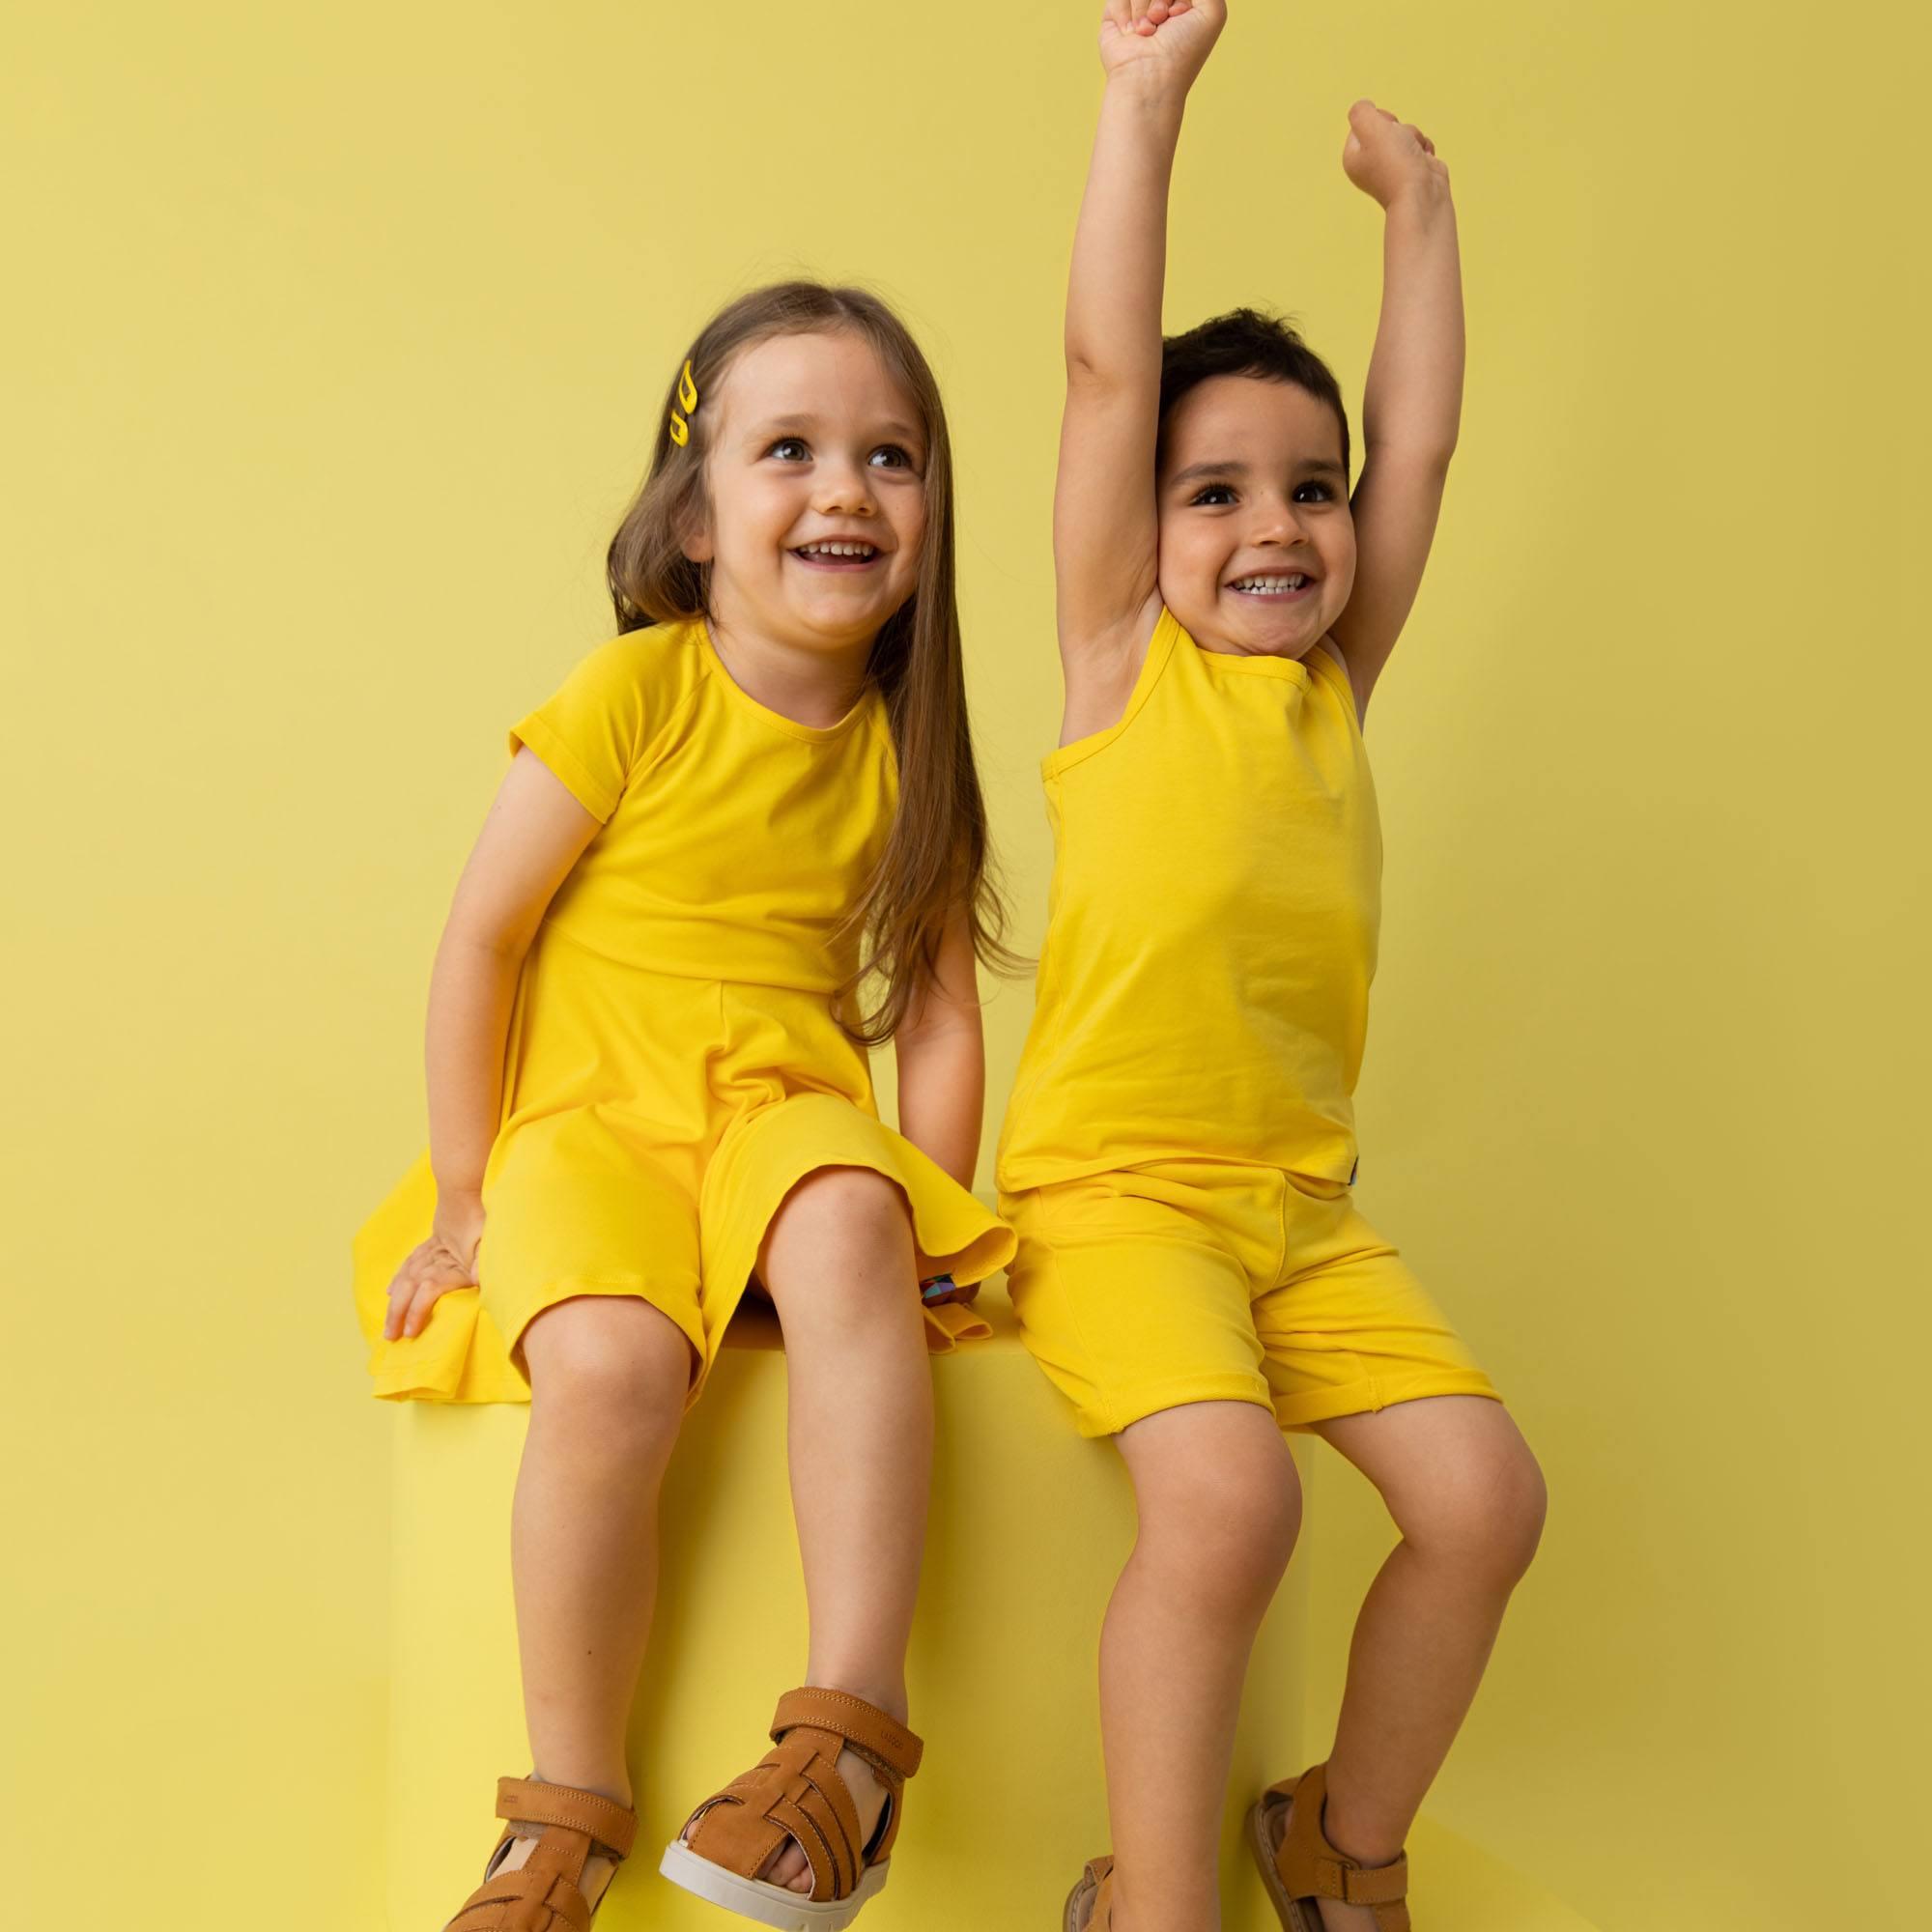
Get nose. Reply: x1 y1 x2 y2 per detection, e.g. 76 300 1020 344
1250 493 1309 546
812 458 877 518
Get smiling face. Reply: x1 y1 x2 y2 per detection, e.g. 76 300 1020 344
1155 374 1357 659
683 328 928 656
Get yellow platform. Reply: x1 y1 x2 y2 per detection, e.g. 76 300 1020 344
385 1286 1595 1931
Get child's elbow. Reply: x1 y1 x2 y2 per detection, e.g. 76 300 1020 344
895 1009 983 1071
1064 338 1142 395
443 901 541 966
1396 434 1458 479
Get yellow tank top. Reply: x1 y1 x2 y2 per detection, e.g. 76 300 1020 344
995 605 1381 1189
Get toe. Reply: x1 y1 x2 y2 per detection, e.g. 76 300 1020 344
761 1834 812 1894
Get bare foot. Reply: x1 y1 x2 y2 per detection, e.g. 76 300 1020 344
1267 1795 1388 1932
681 1747 889 1896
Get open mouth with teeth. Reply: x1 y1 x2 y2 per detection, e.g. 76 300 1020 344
790 540 882 570
1228 573 1317 599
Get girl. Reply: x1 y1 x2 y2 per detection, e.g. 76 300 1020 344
352 279 1017 1932
993 8 1547 1929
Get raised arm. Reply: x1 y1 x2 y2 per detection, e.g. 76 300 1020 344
1326 99 1465 717
1055 1 1226 668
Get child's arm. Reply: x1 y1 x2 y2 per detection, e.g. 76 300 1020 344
894 901 985 1193
383 750 600 1341
1055 2 1226 681
894 900 986 1231
1326 100 1465 720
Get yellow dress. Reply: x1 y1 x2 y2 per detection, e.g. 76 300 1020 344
354 616 1014 1406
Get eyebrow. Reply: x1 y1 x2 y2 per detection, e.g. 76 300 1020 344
1168 457 1348 486
747 413 924 444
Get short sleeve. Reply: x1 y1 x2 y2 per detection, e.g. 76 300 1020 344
507 635 653 824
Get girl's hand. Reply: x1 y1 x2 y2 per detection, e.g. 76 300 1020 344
384 1189 487 1341
1342 99 1450 209
1099 0 1226 91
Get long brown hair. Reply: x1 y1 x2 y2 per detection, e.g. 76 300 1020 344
606 279 1025 1044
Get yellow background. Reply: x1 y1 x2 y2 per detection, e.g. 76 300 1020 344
6 2 1924 1926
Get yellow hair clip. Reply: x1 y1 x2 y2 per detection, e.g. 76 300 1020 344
668 358 699 446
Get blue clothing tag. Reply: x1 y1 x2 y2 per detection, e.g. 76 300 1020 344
1348 1154 1359 1187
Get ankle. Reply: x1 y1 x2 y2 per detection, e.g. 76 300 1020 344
1318 1786 1403 1869
799 1670 908 1724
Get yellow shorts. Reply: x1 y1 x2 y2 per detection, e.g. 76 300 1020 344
996 1157 1501 1436
354 940 1015 1407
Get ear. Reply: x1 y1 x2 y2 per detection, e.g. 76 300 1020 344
679 503 714 564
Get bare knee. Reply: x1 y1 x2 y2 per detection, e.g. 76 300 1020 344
1123 1404 1303 1615
1402 1430 1547 1585
522 1295 691 1462
759 1166 915 1322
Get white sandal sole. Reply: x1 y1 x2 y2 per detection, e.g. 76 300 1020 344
659 1838 890 1930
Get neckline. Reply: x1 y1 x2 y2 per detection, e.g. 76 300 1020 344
698 616 875 743
1185 628 1312 682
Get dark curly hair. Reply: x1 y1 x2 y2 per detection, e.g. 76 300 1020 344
1157 307 1351 486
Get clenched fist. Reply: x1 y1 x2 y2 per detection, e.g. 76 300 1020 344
1343 99 1451 208
1099 0 1227 90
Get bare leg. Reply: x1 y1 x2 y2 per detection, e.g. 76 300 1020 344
1271 1396 1546 1932
712 1165 933 1894
1097 1401 1303 1932
490 1294 693 1908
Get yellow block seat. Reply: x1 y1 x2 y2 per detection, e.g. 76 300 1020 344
385 1288 1312 1930
385 1289 1595 1930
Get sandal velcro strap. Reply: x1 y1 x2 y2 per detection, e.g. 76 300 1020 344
771 1686 923 1781
1270 1761 1410 1932
1312 1851 1409 1906
496 1776 639 1861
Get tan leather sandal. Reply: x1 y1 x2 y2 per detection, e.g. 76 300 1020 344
1247 1761 1411 1932
444 1775 638 1930
1062 1854 1116 1930
659 1686 922 1930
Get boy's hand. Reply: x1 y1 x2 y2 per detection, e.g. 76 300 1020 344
1342 98 1450 208
1099 0 1226 91
383 1189 486 1341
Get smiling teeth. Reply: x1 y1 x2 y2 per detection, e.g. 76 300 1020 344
797 542 876 558
1233 574 1308 592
